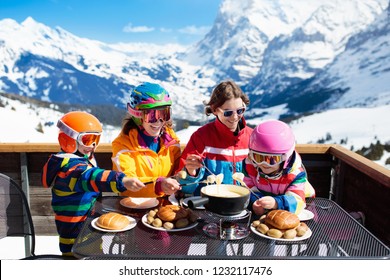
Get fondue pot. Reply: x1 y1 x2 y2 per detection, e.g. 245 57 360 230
187 184 250 215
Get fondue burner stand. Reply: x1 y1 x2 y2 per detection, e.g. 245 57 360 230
202 210 252 240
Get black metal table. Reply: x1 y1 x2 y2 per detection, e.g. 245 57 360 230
72 197 390 259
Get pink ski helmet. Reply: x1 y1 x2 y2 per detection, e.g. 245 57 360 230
249 120 295 168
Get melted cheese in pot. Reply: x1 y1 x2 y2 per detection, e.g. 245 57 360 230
204 189 242 198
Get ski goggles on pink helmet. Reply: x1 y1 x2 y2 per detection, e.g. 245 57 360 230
249 150 288 167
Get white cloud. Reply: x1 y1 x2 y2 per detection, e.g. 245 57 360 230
122 23 211 36
178 25 211 35
160 27 173 33
123 23 154 33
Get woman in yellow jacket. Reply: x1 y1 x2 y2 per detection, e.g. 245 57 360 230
111 82 182 197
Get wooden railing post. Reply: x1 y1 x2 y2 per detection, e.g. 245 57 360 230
20 152 32 257
329 155 343 202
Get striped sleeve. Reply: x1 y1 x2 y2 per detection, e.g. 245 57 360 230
78 168 127 193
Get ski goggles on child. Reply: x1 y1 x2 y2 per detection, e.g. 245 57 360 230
218 106 246 118
76 133 101 147
141 107 171 123
249 150 287 166
57 120 101 147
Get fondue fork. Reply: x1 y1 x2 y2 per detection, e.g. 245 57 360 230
143 172 185 185
202 162 216 176
242 184 261 200
234 179 261 200
232 172 261 199
187 156 217 177
179 180 208 187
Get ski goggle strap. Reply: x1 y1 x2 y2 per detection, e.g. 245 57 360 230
249 150 287 166
127 103 143 118
57 120 101 147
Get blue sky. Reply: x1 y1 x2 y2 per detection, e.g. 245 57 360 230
0 0 222 45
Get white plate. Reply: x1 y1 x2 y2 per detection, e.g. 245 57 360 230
182 196 205 209
141 214 198 232
250 226 312 242
168 194 179 205
120 197 159 209
298 209 314 221
91 216 136 232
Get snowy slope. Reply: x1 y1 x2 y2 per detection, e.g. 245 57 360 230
1 93 389 168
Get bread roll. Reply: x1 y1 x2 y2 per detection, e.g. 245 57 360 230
267 228 283 238
256 223 269 235
96 212 130 230
175 218 189 228
265 210 300 230
299 222 309 231
157 205 189 222
163 222 174 230
283 229 297 239
296 222 309 237
251 220 261 227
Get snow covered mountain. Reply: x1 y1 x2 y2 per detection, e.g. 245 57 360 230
1 0 389 121
0 0 389 167
246 0 390 116
186 0 387 91
0 17 213 120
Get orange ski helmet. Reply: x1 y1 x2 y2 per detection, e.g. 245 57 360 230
57 111 102 153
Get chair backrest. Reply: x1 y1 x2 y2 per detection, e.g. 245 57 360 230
0 173 71 259
0 173 36 257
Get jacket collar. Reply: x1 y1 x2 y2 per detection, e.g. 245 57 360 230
214 116 248 138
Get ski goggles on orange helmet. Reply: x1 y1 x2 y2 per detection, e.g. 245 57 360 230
57 120 101 147
76 133 101 147
249 150 287 166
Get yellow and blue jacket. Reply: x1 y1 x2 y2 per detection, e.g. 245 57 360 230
111 126 181 197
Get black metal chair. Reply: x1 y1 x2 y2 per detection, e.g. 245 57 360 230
0 173 72 259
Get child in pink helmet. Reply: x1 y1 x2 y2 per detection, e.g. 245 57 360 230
243 119 315 216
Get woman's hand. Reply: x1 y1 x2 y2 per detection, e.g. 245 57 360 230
122 177 145 192
161 177 182 195
184 154 203 176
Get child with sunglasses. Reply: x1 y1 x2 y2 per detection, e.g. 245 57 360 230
243 119 316 216
111 82 182 197
176 80 253 196
42 111 145 256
